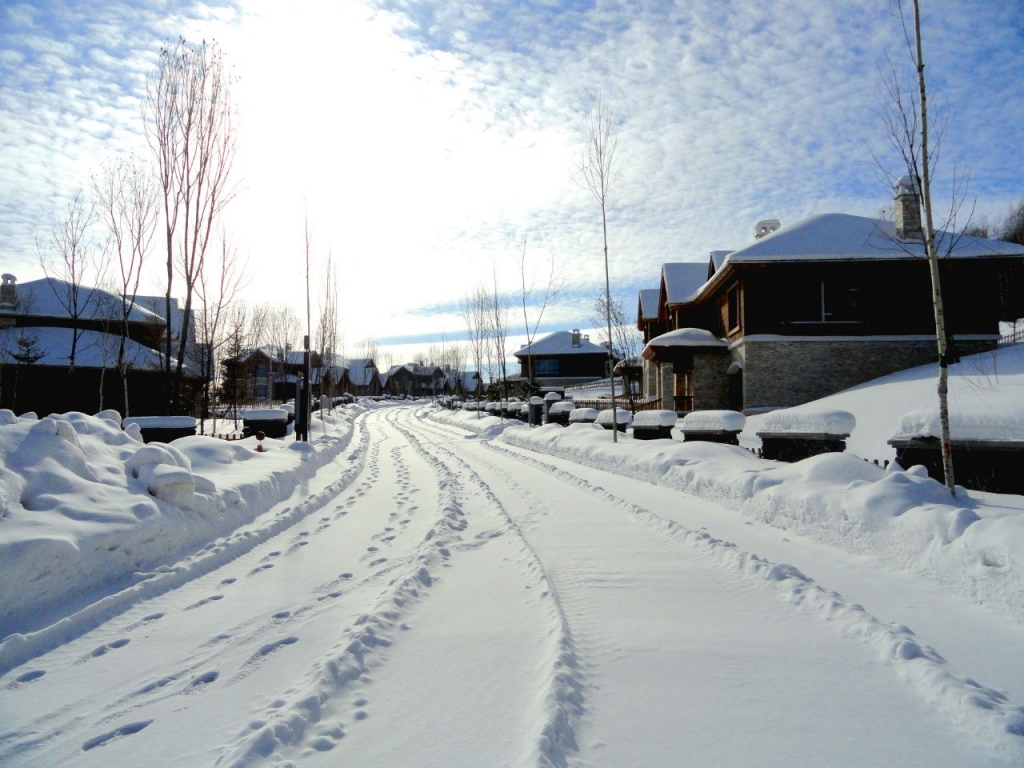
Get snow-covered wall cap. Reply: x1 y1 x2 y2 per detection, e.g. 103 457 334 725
549 401 576 413
122 416 197 429
645 328 727 350
595 408 632 427
633 410 678 428
568 407 599 422
244 408 288 421
680 409 745 432
889 408 1024 443
759 409 856 436
543 392 561 401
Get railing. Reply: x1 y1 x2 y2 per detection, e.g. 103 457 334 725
568 396 661 412
1001 326 1024 344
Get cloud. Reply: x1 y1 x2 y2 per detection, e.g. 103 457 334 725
2 0 1021 356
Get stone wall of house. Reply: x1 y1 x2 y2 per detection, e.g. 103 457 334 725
738 337 997 410
642 359 658 398
693 351 730 410
658 361 674 410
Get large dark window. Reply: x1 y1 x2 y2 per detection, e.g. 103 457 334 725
535 359 559 375
788 278 865 323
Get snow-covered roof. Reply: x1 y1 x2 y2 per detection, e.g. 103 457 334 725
720 213 1024 267
662 262 709 306
10 278 164 324
644 327 727 351
514 330 608 358
342 358 377 387
0 326 166 370
638 289 660 321
709 250 734 275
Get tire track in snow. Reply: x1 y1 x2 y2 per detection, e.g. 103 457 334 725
215 406 580 768
482 431 1024 759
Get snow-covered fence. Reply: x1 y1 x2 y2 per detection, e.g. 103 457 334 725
757 409 855 462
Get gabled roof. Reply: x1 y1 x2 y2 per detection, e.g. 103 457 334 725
661 263 708 306
708 250 733 278
720 213 1024 266
341 358 377 387
638 289 660 321
513 330 608 358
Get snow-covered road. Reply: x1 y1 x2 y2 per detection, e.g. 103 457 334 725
1 405 1018 766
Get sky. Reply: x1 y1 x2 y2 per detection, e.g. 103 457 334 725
2 0 1023 359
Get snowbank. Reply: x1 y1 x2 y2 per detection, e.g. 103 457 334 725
499 420 1024 624
0 406 367 635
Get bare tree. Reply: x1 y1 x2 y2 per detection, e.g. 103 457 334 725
267 305 301 401
518 237 565 396
592 294 643 412
37 189 103 373
575 95 621 439
219 301 250 426
461 283 489 412
485 263 513 414
316 249 343 403
145 37 237 412
879 0 964 495
193 232 247 433
93 155 158 414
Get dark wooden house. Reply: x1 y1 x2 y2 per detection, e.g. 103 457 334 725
639 200 1024 414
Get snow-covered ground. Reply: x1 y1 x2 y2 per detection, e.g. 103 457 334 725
1 348 1024 766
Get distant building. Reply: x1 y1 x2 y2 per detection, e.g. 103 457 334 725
513 329 614 390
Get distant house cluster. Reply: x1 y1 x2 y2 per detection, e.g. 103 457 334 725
635 184 1024 414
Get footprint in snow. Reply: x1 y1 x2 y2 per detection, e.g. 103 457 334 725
184 595 225 610
4 669 46 690
75 638 130 664
186 670 220 692
81 720 154 752
220 577 237 586
122 612 165 632
246 564 275 577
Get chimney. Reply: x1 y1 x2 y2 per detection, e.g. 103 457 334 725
571 329 581 347
755 219 780 239
0 274 17 313
894 175 923 241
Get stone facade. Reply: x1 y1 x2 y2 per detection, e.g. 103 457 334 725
692 350 730 410
735 336 997 410
657 361 674 411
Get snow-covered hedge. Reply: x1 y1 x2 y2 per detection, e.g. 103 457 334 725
568 408 599 424
549 401 576 414
595 408 632 429
245 408 288 421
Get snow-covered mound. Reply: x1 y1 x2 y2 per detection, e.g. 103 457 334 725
0 407 358 633
497 413 1024 625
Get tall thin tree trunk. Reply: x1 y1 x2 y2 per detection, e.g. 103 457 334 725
913 0 955 495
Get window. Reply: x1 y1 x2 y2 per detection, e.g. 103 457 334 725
727 284 742 332
535 359 559 375
788 278 865 323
